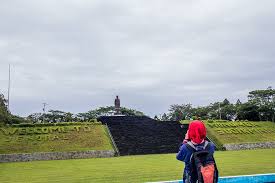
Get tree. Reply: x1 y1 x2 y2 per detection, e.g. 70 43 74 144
236 99 242 105
47 110 66 122
221 104 236 120
27 113 43 123
120 107 144 116
78 106 145 121
64 112 74 122
236 101 260 121
192 106 209 120
0 94 10 124
160 113 169 121
168 104 193 121
248 87 275 121
222 98 230 106
154 115 159 121
207 102 220 119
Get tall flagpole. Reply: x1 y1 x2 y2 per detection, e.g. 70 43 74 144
7 64 11 111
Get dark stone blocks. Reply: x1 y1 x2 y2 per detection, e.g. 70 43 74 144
99 116 188 156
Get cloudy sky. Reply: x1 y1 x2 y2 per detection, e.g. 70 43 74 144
0 0 275 117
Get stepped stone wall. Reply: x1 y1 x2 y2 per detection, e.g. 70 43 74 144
0 150 115 162
99 116 187 155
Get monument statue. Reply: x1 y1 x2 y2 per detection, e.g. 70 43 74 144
114 95 121 115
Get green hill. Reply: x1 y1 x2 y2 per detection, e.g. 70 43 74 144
0 123 113 154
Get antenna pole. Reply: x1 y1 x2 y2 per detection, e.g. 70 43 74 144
42 103 48 113
42 103 48 123
7 64 11 111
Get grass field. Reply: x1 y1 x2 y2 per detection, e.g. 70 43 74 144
0 149 274 183
0 124 113 154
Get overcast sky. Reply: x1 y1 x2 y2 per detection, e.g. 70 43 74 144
0 0 275 117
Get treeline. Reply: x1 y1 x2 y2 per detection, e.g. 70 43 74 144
0 94 31 125
1 87 274 124
0 96 144 124
156 87 275 122
26 106 144 123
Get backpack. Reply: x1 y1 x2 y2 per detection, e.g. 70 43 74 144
185 141 218 183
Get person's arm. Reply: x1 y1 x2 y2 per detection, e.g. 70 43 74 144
176 131 189 161
176 144 187 161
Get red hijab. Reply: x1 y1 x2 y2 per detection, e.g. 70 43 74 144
188 120 206 144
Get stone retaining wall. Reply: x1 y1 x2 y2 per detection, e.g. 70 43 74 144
223 142 275 150
0 150 115 163
99 116 186 155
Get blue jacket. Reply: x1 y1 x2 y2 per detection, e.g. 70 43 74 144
176 141 215 181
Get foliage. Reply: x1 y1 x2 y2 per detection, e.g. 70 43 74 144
26 106 145 123
160 113 169 121
3 87 275 124
236 101 259 121
0 149 275 183
168 104 193 121
166 87 275 122
0 94 10 124
247 86 275 121
80 106 145 120
27 110 79 123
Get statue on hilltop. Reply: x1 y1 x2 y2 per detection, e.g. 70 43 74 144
114 95 121 115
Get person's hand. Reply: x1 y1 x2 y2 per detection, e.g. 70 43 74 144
183 130 189 143
185 130 189 140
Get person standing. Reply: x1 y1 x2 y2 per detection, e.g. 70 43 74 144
176 120 218 183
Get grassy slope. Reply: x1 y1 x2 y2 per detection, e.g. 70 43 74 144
0 149 275 183
0 125 113 154
205 121 275 144
181 120 275 147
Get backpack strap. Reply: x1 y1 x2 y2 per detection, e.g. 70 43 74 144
186 141 209 151
203 141 209 150
186 141 197 151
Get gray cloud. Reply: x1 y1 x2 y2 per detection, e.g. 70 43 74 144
0 0 275 117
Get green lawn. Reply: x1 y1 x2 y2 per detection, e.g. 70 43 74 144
1 149 274 183
0 125 113 154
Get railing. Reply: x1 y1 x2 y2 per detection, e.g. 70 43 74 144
105 124 120 156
